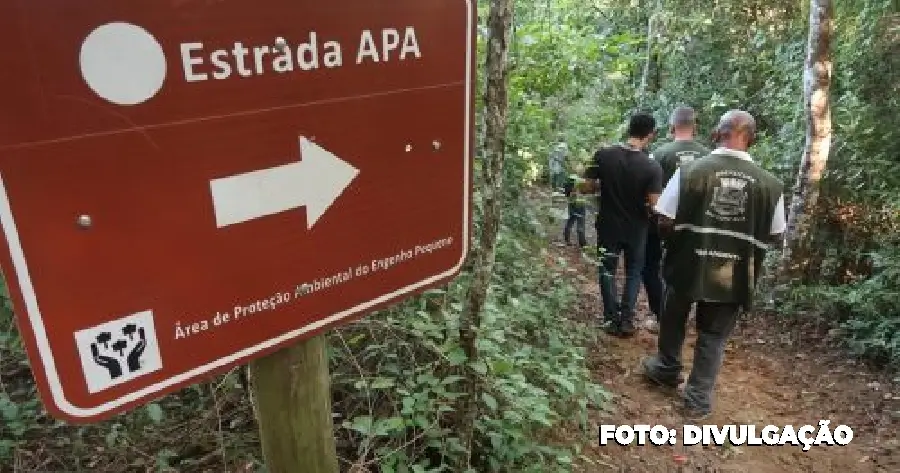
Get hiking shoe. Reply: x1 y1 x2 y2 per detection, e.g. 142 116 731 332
619 319 637 337
601 320 621 336
640 357 681 390
678 404 712 422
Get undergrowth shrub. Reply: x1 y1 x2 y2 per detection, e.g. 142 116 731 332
785 241 900 367
331 200 606 472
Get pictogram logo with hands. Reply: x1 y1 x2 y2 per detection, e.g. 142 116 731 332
90 323 148 379
75 311 163 393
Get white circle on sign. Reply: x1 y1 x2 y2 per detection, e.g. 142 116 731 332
79 22 167 106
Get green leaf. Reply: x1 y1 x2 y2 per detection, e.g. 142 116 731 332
491 360 514 375
155 449 176 470
0 399 18 421
401 396 416 414
374 416 405 436
481 392 498 411
447 347 468 365
349 415 374 435
105 430 118 448
440 375 464 385
370 377 396 389
551 375 576 394
145 403 164 423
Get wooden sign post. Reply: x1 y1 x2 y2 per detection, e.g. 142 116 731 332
251 335 338 473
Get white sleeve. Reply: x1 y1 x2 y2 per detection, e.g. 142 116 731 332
770 194 787 235
654 168 680 219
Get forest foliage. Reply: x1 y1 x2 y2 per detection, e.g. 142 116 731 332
0 0 898 471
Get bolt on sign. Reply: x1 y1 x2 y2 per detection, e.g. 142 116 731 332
0 0 474 423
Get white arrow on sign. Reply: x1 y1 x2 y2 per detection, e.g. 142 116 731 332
209 137 359 229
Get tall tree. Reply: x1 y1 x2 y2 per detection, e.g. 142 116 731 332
637 0 663 108
457 0 514 468
781 0 834 276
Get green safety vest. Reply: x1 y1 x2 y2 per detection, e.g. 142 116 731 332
663 153 783 307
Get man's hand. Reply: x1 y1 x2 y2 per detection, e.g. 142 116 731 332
657 216 675 238
768 232 784 246
578 179 598 194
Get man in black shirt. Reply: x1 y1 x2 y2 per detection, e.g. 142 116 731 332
581 113 663 337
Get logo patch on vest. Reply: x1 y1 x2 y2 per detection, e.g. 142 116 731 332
708 174 750 221
675 151 699 168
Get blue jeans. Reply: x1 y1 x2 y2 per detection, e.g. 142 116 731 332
598 233 647 323
551 172 566 190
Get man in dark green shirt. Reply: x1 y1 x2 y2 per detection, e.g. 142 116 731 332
643 107 710 333
641 110 786 420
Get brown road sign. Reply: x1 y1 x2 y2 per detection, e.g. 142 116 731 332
0 0 474 423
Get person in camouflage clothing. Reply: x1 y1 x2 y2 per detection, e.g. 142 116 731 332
641 110 786 420
548 138 569 191
562 173 588 248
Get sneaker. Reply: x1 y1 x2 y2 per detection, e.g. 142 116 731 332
643 318 659 334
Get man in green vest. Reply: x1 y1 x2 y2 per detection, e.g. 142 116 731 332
641 110 786 420
562 173 588 247
642 106 711 333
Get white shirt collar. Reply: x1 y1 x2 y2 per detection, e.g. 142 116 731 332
710 147 753 161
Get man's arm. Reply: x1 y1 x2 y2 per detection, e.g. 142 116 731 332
768 194 787 244
646 161 664 209
653 168 681 238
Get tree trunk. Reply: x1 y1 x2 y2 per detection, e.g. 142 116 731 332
780 0 834 278
250 335 338 473
456 0 513 468
636 0 661 108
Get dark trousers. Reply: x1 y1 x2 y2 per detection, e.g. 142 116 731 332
564 203 586 247
597 231 646 322
641 230 664 318
644 288 741 412
551 172 566 190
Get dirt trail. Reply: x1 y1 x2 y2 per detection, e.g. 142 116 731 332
539 191 899 472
